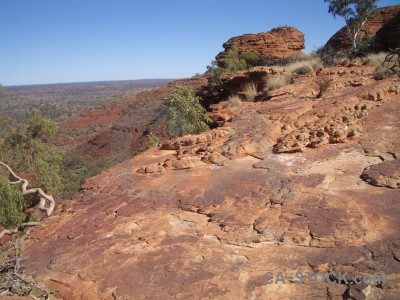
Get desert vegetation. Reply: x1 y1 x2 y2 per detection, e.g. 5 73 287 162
316 76 333 98
265 74 293 91
324 0 378 51
163 85 212 138
373 65 396 80
241 82 258 101
316 46 349 67
206 47 266 93
145 132 160 149
0 176 25 229
0 110 108 231
0 110 60 231
362 51 388 66
285 53 323 74
61 152 107 199
223 95 242 108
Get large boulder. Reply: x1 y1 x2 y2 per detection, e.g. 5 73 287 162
216 26 305 64
324 5 400 52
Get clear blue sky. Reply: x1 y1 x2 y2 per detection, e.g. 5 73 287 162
0 0 398 86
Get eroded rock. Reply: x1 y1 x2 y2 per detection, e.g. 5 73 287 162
216 26 305 64
20 66 400 299
361 160 400 188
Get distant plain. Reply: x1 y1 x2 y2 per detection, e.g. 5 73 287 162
0 79 174 122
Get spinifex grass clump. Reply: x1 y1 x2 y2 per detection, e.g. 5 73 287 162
223 95 242 108
316 76 332 98
265 74 293 91
242 82 258 101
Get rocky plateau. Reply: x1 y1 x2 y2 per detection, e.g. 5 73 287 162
14 63 400 299
1 8 400 299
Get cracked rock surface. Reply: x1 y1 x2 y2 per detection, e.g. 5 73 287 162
22 66 400 299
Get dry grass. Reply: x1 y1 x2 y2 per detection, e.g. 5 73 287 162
265 74 292 91
363 52 388 67
223 95 242 108
316 76 332 98
241 82 258 101
286 57 323 74
373 66 395 80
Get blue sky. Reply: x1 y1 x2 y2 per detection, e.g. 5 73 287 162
0 0 398 86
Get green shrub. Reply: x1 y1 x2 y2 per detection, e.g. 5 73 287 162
242 82 258 101
223 95 242 108
163 85 212 138
61 152 106 199
0 109 63 198
240 51 265 68
146 132 160 149
373 66 395 80
0 175 25 228
224 46 247 73
206 61 224 93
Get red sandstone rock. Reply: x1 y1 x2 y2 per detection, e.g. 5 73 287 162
216 26 304 63
325 5 400 52
17 66 400 299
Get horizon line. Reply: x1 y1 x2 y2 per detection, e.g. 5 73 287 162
4 78 181 88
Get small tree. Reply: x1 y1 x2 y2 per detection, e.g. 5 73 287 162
240 51 265 68
163 85 212 138
0 109 63 198
206 60 224 93
224 46 247 73
324 0 378 51
0 175 25 228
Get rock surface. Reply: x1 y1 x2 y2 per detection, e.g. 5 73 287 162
20 66 400 299
216 26 304 64
324 5 400 52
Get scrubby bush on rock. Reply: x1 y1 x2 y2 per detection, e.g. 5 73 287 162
223 46 247 73
0 175 25 228
0 110 62 227
206 61 224 93
240 51 265 68
163 85 212 138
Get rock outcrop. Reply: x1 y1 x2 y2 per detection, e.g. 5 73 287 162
18 65 400 299
324 5 400 52
216 26 305 64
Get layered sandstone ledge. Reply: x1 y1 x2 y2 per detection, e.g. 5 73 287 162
216 26 304 64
